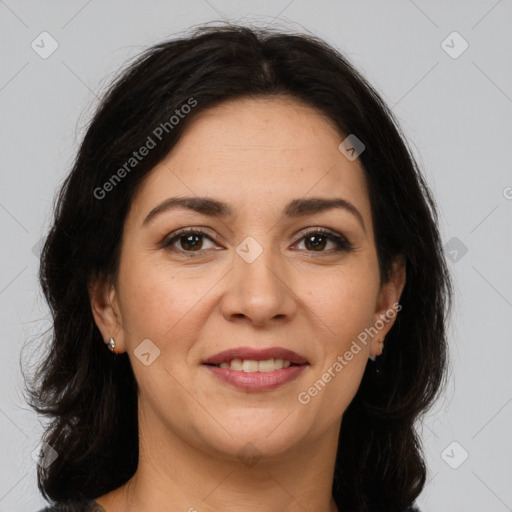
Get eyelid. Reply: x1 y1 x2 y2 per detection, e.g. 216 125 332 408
293 226 344 241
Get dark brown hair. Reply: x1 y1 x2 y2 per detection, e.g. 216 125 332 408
23 23 452 512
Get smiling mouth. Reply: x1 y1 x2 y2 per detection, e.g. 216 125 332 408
204 358 304 372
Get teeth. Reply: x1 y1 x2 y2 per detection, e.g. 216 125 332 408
258 359 275 372
242 359 259 372
230 359 243 370
215 358 294 372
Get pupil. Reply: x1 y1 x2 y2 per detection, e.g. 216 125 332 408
182 234 202 250
306 235 326 251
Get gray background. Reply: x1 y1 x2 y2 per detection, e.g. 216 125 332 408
1 1 511 511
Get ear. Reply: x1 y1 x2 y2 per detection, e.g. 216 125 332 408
369 255 406 359
88 273 126 353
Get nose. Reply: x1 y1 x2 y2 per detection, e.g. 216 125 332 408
220 244 297 327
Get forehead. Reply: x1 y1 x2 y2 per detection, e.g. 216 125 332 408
127 96 372 227
177 95 344 152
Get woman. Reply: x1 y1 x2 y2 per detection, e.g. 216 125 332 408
26 23 452 512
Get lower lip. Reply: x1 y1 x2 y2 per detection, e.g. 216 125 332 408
203 364 307 391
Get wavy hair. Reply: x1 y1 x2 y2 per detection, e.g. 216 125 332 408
23 23 452 511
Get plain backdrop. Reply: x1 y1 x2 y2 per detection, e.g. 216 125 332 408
1 1 511 511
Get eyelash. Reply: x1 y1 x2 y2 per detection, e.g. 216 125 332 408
161 227 354 256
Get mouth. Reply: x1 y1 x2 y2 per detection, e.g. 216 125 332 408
202 346 308 368
201 346 309 391
204 359 301 371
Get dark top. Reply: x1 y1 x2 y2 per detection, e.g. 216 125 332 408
38 498 421 511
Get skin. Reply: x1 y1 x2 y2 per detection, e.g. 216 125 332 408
90 96 406 512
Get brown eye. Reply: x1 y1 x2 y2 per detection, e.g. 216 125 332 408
178 233 204 251
162 229 217 253
295 229 353 253
303 233 328 251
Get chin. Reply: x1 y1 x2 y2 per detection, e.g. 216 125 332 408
195 420 308 461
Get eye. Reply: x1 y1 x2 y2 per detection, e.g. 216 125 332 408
293 228 354 253
162 228 218 253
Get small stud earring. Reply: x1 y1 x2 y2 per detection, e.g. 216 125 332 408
369 337 385 362
107 337 116 353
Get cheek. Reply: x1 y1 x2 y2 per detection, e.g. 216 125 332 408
307 264 380 345
299 264 378 411
118 255 216 340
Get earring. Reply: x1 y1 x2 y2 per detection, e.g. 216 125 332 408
107 337 116 354
378 338 385 356
369 337 385 362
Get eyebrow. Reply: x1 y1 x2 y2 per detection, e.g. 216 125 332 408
142 196 366 232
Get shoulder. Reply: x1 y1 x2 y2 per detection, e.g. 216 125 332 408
37 498 106 512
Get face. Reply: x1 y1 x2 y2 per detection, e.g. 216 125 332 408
91 96 404 462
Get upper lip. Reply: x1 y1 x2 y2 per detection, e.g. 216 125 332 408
202 346 308 365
